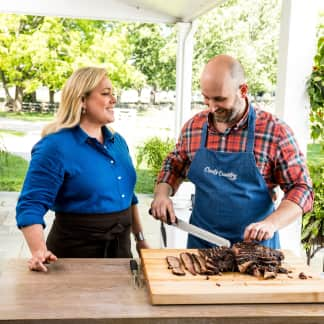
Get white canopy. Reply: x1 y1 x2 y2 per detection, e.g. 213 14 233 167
0 0 224 23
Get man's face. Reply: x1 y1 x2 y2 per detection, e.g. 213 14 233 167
200 71 246 124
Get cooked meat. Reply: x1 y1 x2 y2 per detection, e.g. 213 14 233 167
180 252 197 275
166 241 290 280
199 246 236 273
232 242 286 279
299 272 308 279
192 253 208 274
166 256 185 276
264 271 277 279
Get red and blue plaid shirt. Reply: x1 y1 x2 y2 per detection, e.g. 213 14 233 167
157 105 313 213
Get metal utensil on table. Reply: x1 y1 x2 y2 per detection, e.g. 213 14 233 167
129 259 140 288
149 208 231 248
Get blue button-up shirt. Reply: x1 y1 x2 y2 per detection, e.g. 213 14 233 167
16 125 138 228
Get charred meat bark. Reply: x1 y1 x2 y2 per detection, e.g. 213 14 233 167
198 246 236 273
231 242 285 279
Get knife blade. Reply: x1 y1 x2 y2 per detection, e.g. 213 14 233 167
173 218 231 247
149 208 231 247
160 221 167 247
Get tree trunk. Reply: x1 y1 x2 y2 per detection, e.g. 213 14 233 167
13 86 23 112
0 70 14 110
49 90 55 104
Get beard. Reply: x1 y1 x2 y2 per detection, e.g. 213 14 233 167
212 96 245 124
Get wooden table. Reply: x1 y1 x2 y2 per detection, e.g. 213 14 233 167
0 258 324 324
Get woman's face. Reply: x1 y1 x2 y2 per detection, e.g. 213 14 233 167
82 76 116 126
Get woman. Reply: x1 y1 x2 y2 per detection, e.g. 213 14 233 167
16 67 149 272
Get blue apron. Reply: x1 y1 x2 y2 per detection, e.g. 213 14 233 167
187 105 280 249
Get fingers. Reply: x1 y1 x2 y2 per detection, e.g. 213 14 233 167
150 198 176 223
243 222 275 242
28 250 58 272
28 257 48 272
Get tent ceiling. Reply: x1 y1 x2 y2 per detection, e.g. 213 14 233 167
0 0 224 23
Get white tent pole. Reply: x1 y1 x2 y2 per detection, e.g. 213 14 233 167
174 22 196 139
275 0 318 155
275 0 318 257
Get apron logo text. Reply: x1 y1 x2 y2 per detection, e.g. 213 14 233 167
204 166 237 181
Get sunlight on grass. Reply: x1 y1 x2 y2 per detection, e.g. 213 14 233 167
0 129 26 137
0 111 54 122
0 152 28 191
307 143 323 164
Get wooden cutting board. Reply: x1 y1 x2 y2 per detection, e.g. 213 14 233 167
140 249 324 305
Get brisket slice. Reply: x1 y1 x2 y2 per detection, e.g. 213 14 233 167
180 252 197 275
166 256 185 276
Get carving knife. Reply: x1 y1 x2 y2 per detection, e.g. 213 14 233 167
149 209 231 247
173 218 231 247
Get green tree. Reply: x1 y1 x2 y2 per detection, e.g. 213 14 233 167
0 14 45 110
0 15 147 109
126 23 177 91
193 0 281 95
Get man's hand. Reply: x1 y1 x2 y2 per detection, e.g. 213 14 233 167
150 183 177 223
150 195 176 223
28 249 57 272
243 220 276 242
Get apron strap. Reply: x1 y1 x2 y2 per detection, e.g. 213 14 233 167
200 122 208 148
246 104 256 153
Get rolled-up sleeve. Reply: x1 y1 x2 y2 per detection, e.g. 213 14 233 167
16 138 64 228
274 125 314 213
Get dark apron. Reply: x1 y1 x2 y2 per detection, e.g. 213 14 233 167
46 207 132 258
187 106 280 249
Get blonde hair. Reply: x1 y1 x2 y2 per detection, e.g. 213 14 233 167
42 67 108 137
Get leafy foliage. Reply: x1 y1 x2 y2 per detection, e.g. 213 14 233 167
306 36 324 145
0 15 146 110
136 136 175 178
193 0 281 95
302 14 324 262
301 161 324 264
126 23 176 90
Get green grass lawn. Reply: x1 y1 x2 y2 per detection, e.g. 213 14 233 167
0 111 54 122
307 143 323 164
135 169 156 194
0 144 322 193
0 152 28 191
0 129 26 137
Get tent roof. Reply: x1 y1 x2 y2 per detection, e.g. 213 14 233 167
0 0 224 23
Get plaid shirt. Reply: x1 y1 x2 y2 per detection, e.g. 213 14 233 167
157 105 313 213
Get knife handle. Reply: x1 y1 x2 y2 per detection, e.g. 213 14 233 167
148 208 176 225
130 259 138 272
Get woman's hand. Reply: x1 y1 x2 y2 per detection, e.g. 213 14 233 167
28 249 57 272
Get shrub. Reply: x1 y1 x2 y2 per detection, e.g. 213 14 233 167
136 136 175 177
301 161 324 265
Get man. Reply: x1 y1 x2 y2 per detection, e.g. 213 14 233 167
150 54 313 249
